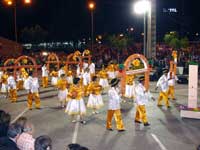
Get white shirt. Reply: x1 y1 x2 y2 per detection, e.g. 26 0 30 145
156 74 169 92
167 72 178 86
25 76 39 93
107 71 117 79
108 87 121 110
83 62 89 70
7 76 16 89
0 71 3 79
89 63 95 74
66 76 73 84
42 66 48 77
135 83 151 105
58 69 65 77
82 72 91 86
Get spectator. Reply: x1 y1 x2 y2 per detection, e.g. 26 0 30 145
67 144 89 150
0 123 22 150
35 135 52 150
15 117 27 131
67 143 80 150
197 145 200 150
16 117 35 150
0 110 11 137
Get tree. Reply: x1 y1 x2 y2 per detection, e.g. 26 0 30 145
20 25 48 43
163 32 189 49
107 34 129 63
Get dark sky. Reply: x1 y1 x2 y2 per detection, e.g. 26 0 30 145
0 0 200 41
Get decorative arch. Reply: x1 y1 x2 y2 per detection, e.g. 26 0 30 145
65 53 82 71
4 58 16 66
81 49 92 65
46 53 60 71
14 55 39 77
120 54 150 95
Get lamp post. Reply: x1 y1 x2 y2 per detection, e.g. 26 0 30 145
88 1 95 51
133 0 151 57
4 0 31 42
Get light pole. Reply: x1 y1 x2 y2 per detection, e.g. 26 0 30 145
133 0 151 57
4 0 31 42
88 1 95 52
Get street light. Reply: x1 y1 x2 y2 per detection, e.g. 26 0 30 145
88 1 95 52
133 0 151 57
4 0 31 42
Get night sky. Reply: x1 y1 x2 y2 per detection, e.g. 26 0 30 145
0 0 200 42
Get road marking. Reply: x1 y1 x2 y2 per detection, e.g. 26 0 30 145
151 133 167 150
72 115 80 144
11 107 29 124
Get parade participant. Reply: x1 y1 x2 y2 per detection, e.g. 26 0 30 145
24 72 41 110
98 66 109 93
107 63 117 80
57 74 68 108
155 69 170 108
16 70 24 90
167 70 178 100
58 66 65 78
0 69 4 95
87 76 104 114
65 77 86 124
1 71 8 98
82 68 91 96
106 78 125 132
135 76 155 126
21 68 28 84
83 60 89 70
89 61 95 78
7 71 17 103
66 70 73 85
50 68 58 87
124 74 136 99
41 63 49 88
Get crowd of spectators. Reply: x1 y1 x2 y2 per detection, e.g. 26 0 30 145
0 109 89 150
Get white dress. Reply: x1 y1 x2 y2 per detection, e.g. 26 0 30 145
65 86 86 115
99 79 109 88
58 89 68 101
87 94 104 109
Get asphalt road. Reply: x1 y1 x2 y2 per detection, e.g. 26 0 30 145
0 82 200 150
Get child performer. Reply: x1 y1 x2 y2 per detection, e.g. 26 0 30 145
65 77 86 124
106 78 125 132
57 74 68 108
87 76 104 114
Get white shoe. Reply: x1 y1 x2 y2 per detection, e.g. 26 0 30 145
95 111 99 114
72 120 76 123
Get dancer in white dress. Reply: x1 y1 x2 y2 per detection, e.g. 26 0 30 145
65 77 86 124
87 76 103 114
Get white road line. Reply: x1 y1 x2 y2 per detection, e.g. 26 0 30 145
72 115 80 144
151 133 168 150
11 108 29 124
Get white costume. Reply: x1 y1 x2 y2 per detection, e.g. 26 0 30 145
89 62 95 75
65 85 86 115
83 62 89 70
82 72 91 86
156 74 169 92
107 71 117 80
7 76 17 90
167 72 178 86
87 83 104 109
58 69 65 78
108 87 121 110
42 65 48 77
135 83 152 105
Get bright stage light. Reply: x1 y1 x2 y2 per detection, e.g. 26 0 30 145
133 0 151 14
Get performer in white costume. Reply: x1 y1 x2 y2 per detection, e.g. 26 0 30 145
167 70 178 100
